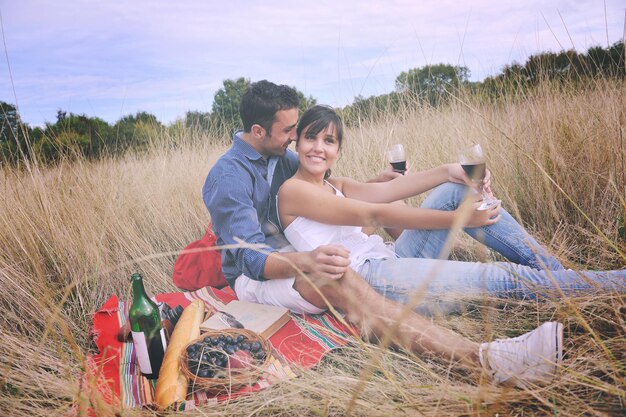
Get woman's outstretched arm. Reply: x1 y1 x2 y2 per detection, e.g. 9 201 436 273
278 177 500 231
340 163 489 204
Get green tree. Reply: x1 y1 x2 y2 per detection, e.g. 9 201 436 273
36 111 114 161
113 111 163 152
0 101 19 143
0 101 33 163
395 64 470 106
296 90 317 111
588 41 624 78
487 41 624 95
184 110 212 131
33 130 90 162
523 50 584 83
342 92 402 126
211 77 250 131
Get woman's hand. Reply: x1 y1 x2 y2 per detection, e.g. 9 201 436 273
446 163 492 193
482 170 493 195
461 200 501 227
368 163 411 183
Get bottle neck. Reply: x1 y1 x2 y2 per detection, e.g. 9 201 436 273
131 274 149 302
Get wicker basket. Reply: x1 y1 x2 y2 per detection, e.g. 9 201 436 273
180 328 271 393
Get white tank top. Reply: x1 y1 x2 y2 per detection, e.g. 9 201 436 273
280 181 397 270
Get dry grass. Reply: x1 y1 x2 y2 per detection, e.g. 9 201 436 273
1 79 624 416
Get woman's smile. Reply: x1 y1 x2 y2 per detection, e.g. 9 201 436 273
306 155 326 162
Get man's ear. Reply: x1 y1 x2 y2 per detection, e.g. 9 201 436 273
251 124 265 138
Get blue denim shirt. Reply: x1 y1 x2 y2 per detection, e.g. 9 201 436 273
203 131 298 288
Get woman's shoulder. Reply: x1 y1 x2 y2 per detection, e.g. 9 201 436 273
279 177 314 198
281 177 306 190
326 176 354 193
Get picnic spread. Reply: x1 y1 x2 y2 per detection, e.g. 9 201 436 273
89 285 358 411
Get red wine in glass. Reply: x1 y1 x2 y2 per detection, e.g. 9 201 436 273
387 144 406 174
458 145 499 210
391 160 407 173
461 162 486 181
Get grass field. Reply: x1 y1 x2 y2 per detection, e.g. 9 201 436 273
1 79 624 415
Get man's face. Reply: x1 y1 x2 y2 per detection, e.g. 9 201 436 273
259 108 298 158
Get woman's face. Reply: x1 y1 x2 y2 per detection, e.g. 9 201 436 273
296 123 340 177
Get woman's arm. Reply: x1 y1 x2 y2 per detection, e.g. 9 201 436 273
340 163 492 203
278 178 500 231
340 164 460 203
366 164 405 183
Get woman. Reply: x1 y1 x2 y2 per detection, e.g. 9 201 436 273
277 105 624 313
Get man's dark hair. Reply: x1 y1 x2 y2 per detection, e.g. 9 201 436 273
239 80 300 134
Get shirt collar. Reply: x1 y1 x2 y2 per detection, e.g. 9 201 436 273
232 130 265 162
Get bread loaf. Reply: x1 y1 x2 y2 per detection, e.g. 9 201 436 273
155 299 205 409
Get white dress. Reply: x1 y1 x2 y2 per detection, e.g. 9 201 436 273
280 181 397 270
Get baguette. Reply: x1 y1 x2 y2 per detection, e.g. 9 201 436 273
155 299 205 409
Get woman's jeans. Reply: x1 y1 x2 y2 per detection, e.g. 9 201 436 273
356 183 625 313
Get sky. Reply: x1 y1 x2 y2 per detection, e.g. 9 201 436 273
0 0 624 127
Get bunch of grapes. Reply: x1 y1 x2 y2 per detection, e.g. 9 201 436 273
186 334 266 378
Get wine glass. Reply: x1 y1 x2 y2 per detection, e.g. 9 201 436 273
458 144 499 210
387 144 406 174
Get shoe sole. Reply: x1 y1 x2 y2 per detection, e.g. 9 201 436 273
554 322 563 367
542 321 564 366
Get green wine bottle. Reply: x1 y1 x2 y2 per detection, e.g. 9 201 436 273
128 272 167 379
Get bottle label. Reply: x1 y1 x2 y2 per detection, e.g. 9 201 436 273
131 329 167 375
131 331 153 374
159 328 167 351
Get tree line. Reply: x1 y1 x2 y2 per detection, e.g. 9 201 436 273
341 40 624 123
1 41 623 165
0 77 316 165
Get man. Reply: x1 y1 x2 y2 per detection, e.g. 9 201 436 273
203 80 563 388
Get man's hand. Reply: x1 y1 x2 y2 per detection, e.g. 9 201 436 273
303 244 351 281
368 164 410 183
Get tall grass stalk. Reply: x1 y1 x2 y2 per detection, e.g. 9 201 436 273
1 79 624 415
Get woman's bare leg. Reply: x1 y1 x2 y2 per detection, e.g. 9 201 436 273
294 268 479 365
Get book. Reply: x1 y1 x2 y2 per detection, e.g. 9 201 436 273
200 300 290 339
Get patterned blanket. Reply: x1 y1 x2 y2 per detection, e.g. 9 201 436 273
88 287 357 411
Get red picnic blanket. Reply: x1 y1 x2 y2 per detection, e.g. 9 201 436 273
88 286 357 411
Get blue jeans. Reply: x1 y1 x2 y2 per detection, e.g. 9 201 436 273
357 183 625 313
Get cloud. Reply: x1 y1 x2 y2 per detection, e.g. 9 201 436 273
1 0 623 126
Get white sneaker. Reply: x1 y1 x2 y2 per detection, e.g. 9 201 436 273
480 322 563 388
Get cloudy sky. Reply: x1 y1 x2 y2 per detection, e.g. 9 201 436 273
0 0 624 127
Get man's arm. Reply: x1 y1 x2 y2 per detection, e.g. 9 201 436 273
204 170 274 281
